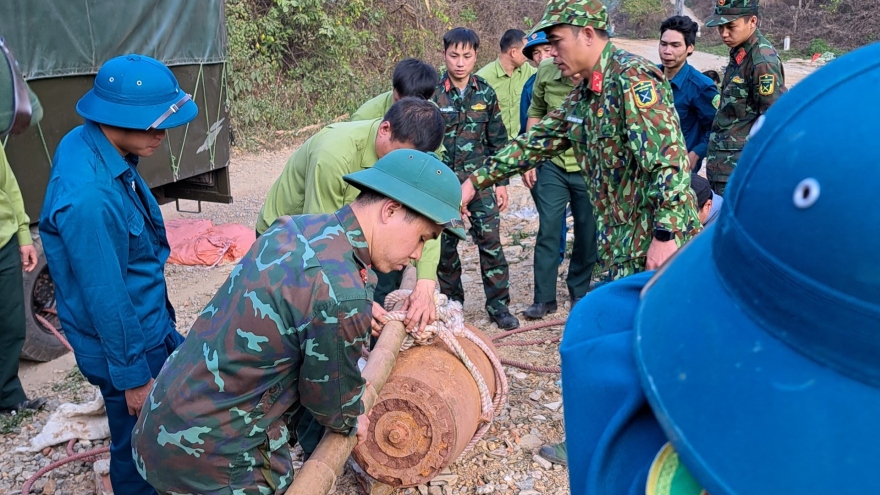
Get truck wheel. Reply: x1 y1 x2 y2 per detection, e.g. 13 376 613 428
20 234 69 362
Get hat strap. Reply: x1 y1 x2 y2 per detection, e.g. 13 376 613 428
148 93 192 130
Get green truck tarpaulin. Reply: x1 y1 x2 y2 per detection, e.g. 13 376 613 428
0 0 226 80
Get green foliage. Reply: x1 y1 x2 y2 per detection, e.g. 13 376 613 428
0 408 35 435
226 0 387 147
461 6 478 23
821 0 843 13
619 0 666 28
807 38 845 56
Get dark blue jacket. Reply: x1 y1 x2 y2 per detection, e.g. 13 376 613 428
665 62 719 160
519 73 537 135
40 121 176 391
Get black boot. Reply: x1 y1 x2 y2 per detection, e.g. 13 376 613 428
523 301 558 319
491 311 520 330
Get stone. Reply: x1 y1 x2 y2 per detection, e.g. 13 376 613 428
430 469 459 486
543 401 562 411
519 434 542 451
519 491 541 495
475 484 495 494
416 485 429 495
41 478 56 495
516 478 535 490
513 372 528 380
461 274 474 284
504 245 523 258
532 454 553 470
528 390 543 401
428 487 443 495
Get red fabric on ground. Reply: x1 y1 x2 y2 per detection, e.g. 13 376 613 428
165 219 256 266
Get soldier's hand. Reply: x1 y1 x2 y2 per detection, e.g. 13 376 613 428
495 186 509 212
371 302 388 337
20 244 38 272
356 413 371 446
687 151 700 171
125 378 155 416
403 279 437 334
523 169 537 189
646 239 678 271
460 179 477 217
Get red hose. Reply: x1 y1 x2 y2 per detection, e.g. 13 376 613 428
489 318 567 373
21 440 109 495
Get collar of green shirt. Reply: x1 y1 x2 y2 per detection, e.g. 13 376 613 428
335 204 373 270
361 120 380 168
584 42 616 96
441 73 480 94
729 30 761 66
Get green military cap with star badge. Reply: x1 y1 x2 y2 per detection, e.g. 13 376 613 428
528 0 609 37
705 0 759 27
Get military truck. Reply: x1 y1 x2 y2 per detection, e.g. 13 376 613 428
0 1 231 361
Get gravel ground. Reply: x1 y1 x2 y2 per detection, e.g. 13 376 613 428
3 142 575 495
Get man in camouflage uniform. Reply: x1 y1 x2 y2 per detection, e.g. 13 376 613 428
432 27 519 330
461 0 701 283
132 150 466 495
704 0 786 195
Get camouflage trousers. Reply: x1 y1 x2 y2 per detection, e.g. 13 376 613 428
593 258 646 286
438 187 511 316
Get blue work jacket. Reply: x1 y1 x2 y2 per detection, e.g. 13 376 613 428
39 121 175 391
665 62 719 160
561 272 667 495
518 73 537 135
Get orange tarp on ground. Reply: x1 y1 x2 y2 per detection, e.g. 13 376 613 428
165 219 256 266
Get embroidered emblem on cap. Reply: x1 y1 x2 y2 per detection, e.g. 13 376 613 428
758 74 776 96
633 80 659 108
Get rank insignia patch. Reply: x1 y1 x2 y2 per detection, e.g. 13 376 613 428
597 108 605 117
471 103 486 111
731 76 745 84
712 94 720 109
633 80 658 108
735 48 746 65
758 74 776 96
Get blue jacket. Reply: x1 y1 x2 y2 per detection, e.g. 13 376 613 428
39 121 175 391
665 62 719 160
519 73 537 135
561 272 667 495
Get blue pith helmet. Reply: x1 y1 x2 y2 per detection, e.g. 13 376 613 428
76 54 197 130
635 42 880 494
522 31 549 60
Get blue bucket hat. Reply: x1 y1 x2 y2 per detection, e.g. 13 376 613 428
77 54 197 130
635 42 880 494
522 31 549 60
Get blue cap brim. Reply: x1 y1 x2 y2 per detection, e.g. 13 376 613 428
76 89 198 130
634 225 880 494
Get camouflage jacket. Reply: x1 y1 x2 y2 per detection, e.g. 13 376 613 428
432 73 509 186
132 205 376 494
471 43 701 268
706 30 786 183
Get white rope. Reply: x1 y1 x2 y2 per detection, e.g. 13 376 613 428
382 290 509 453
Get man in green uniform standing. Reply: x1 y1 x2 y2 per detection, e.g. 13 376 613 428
433 27 519 330
0 37 45 414
461 0 701 282
350 58 439 121
704 0 785 195
476 29 537 141
133 150 467 495
521 58 596 319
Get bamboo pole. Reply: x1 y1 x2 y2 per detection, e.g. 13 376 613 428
285 266 417 495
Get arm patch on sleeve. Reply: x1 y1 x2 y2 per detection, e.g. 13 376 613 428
758 74 776 96
633 80 659 108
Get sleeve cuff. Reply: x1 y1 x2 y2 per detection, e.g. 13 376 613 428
108 358 153 391
16 229 33 246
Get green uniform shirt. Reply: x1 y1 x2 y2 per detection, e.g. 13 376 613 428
471 43 701 271
0 144 32 249
706 29 786 183
133 206 376 494
350 91 394 121
476 59 537 141
256 119 440 280
528 58 580 173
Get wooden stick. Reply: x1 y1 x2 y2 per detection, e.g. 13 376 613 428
285 266 417 494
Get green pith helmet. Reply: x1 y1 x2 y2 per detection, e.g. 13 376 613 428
528 0 609 37
344 150 467 240
705 0 759 27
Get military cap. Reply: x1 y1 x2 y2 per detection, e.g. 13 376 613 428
522 31 550 60
344 150 467 240
704 0 759 27
528 0 609 37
